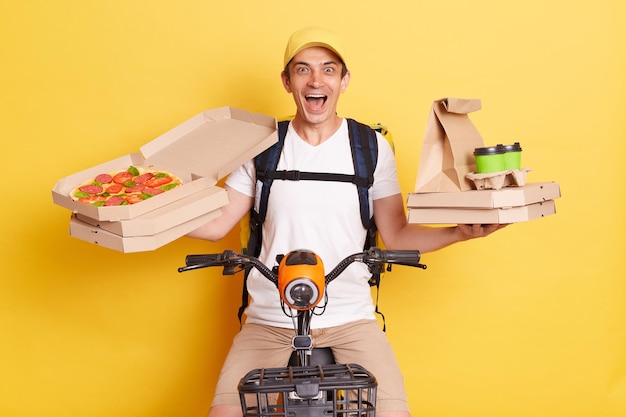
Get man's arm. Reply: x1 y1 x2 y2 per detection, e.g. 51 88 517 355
186 184 254 242
373 193 507 253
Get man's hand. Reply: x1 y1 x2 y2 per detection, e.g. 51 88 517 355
456 224 509 241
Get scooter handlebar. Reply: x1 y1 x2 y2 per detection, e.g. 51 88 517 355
178 247 426 280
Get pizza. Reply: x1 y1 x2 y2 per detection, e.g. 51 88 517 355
70 165 182 206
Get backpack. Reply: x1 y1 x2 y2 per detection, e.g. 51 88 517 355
238 118 394 329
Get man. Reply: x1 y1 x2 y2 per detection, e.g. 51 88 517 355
188 26 504 417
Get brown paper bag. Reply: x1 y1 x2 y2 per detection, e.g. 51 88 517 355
414 98 484 193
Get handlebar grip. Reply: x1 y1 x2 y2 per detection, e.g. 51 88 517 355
374 249 425 268
185 253 223 267
381 250 421 263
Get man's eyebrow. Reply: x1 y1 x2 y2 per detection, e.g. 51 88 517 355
292 60 339 67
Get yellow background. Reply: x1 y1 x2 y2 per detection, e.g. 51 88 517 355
1 1 625 416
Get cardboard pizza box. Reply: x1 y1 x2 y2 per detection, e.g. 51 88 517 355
52 106 277 221
69 210 222 253
407 200 556 224
74 185 227 237
406 182 561 209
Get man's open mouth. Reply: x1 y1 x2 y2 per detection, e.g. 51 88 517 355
305 94 327 109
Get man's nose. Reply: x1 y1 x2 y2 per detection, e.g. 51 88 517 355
308 71 323 88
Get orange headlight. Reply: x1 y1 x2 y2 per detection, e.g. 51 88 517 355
277 250 325 310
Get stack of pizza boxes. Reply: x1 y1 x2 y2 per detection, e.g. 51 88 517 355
406 98 561 224
52 107 277 252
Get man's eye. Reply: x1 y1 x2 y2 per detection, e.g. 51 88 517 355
324 67 334 73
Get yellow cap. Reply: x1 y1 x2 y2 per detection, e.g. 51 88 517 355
283 27 346 67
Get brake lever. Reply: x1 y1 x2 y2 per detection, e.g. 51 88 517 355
222 264 246 275
387 261 427 270
178 263 212 273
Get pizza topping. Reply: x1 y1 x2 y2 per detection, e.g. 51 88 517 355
104 195 126 206
70 165 182 206
113 171 133 184
144 187 164 195
134 173 154 184
78 194 106 204
159 183 178 191
124 183 146 193
94 173 113 184
106 183 123 194
125 194 145 204
144 176 172 188
79 184 104 194
127 166 141 176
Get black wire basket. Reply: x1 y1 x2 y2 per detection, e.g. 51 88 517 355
238 363 377 417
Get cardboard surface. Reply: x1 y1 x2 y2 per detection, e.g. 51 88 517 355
69 210 221 253
407 182 560 209
75 185 227 237
407 200 556 224
466 168 531 190
52 107 277 221
414 98 485 192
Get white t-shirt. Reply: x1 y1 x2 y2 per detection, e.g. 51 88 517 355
226 119 401 328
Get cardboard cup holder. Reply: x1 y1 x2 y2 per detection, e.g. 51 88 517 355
466 168 531 190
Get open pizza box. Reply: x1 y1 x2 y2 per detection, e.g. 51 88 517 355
52 106 278 252
52 106 277 221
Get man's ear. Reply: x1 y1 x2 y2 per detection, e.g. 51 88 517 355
281 71 292 93
340 71 350 93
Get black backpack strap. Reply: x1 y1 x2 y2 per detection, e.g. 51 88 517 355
238 120 289 325
346 118 377 230
260 170 370 186
255 120 289 224
346 119 388 330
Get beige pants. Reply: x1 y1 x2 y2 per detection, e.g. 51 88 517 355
212 319 409 412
